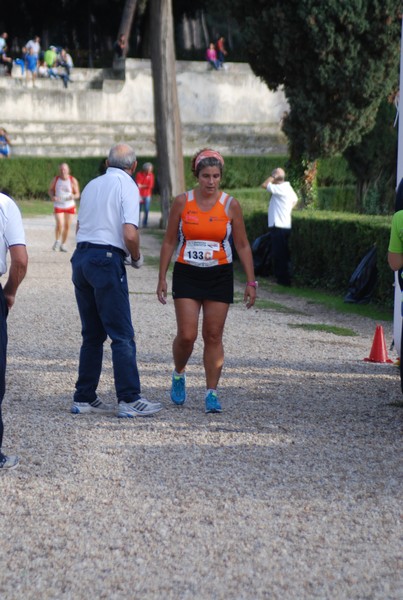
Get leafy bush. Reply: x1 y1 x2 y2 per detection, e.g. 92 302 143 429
316 186 357 211
316 156 357 187
244 209 393 306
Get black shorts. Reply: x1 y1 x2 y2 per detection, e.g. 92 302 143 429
172 262 234 304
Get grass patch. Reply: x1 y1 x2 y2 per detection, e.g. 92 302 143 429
288 323 357 336
233 292 305 314
233 261 391 321
257 278 392 322
16 199 53 217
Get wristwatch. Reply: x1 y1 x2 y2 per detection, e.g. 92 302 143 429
246 281 258 288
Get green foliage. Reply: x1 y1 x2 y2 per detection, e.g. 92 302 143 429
183 155 286 190
0 156 156 200
343 98 398 214
316 186 357 212
224 0 400 161
244 209 393 306
316 156 357 187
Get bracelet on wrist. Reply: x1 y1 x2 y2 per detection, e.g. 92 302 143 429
246 281 258 289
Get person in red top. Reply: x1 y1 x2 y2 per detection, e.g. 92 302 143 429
135 162 155 227
157 148 257 414
216 36 228 69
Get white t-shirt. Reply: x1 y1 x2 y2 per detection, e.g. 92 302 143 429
0 193 26 276
267 181 298 229
76 167 139 252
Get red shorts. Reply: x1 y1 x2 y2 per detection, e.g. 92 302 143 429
54 206 76 215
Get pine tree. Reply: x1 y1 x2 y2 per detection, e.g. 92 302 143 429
224 0 401 162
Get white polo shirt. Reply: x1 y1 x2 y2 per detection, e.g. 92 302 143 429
0 193 26 276
76 167 140 251
267 181 298 229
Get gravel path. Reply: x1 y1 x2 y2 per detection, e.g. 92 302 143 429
0 215 402 600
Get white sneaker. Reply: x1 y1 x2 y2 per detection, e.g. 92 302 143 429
71 399 115 415
117 397 163 418
60 244 68 253
52 240 61 251
0 453 19 471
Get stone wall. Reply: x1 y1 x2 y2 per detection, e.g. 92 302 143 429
0 59 289 157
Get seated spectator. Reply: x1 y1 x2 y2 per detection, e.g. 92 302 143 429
37 59 49 78
14 46 27 76
0 33 7 54
60 48 73 74
0 33 13 76
206 42 219 70
44 46 57 69
57 48 73 78
0 128 11 159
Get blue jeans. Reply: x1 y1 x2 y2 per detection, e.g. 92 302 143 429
140 196 151 227
0 286 8 449
71 246 141 404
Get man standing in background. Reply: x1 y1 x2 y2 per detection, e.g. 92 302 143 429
261 167 298 286
0 192 28 470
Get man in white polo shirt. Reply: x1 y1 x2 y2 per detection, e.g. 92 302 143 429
0 192 28 470
71 143 162 418
261 167 298 286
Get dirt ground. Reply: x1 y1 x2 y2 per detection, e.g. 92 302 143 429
0 215 401 600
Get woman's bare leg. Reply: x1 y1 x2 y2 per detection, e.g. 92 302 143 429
201 300 229 389
173 298 202 372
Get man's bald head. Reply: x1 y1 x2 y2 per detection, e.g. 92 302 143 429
107 143 137 171
271 168 285 182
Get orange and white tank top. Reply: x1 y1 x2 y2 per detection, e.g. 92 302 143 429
175 189 233 267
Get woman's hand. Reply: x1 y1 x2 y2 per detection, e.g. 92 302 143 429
157 279 168 304
244 284 257 309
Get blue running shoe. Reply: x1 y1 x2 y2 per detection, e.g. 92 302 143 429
171 372 186 405
205 391 222 413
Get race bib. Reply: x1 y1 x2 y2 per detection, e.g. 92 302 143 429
184 240 219 264
59 192 73 203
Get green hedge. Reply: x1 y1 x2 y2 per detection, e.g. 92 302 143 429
244 210 394 306
0 156 157 199
316 156 357 186
316 185 357 211
1 155 359 202
0 155 292 200
183 155 287 189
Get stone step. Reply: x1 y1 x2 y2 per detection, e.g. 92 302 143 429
3 120 285 157
0 59 288 157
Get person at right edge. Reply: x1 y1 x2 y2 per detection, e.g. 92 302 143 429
0 192 28 470
261 167 298 286
387 207 403 393
157 148 257 414
70 143 162 418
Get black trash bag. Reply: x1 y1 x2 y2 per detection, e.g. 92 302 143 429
252 232 272 276
344 245 377 304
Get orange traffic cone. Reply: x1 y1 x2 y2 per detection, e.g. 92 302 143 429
364 325 393 363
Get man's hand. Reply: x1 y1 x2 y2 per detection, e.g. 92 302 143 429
131 253 144 269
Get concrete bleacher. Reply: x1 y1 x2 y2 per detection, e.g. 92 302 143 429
0 59 288 157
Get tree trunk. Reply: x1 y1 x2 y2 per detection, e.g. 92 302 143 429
150 0 185 228
117 0 139 57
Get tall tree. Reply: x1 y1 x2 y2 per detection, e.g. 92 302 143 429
150 0 185 227
116 0 139 56
222 0 401 162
